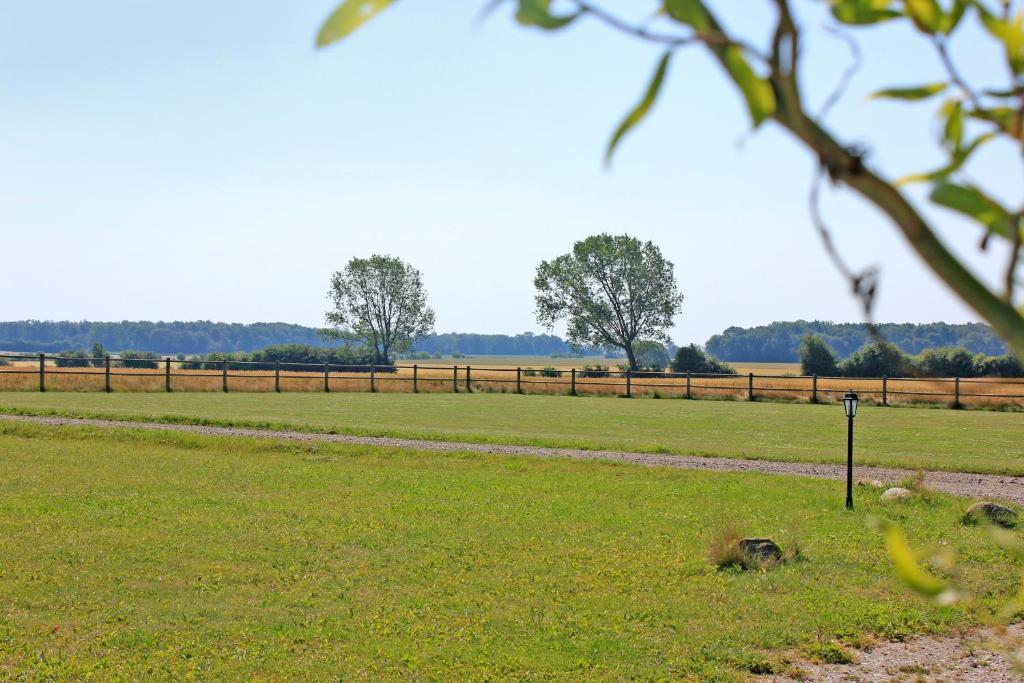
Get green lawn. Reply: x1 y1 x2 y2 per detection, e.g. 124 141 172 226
1 391 1022 474
0 420 1016 680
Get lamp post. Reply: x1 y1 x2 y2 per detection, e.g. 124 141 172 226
842 390 859 510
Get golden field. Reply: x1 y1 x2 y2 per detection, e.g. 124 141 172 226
1 359 1021 408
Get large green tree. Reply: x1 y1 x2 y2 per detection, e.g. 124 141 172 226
316 0 1024 357
326 255 436 363
534 234 683 370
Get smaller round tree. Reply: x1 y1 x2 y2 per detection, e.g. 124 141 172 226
799 334 839 376
326 255 436 363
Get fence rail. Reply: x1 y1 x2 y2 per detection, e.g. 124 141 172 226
1 352 1023 409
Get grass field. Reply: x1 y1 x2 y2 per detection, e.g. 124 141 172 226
0 420 1016 680
1 392 1021 475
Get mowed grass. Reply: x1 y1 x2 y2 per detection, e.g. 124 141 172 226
0 391 1022 474
0 421 1017 680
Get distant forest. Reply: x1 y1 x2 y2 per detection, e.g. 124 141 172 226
705 321 1007 362
0 321 574 356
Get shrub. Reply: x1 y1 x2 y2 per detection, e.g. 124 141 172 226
913 347 982 378
670 345 736 374
975 353 1024 378
0 357 9 367
118 350 160 369
179 344 386 373
799 334 839 376
578 364 610 378
54 349 91 368
634 341 670 371
839 341 911 377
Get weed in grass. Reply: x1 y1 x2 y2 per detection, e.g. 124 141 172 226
802 642 854 665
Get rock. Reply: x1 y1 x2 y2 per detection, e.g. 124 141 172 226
738 538 782 564
857 478 885 488
964 502 1018 528
880 487 913 501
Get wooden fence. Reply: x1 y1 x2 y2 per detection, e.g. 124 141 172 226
2 353 1023 409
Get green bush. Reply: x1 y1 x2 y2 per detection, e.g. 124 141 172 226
914 347 982 378
839 342 911 378
180 344 388 373
118 350 160 369
670 345 736 374
54 349 91 368
974 353 1023 378
579 364 610 378
634 341 670 371
799 334 839 376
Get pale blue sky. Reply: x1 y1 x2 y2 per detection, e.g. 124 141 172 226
1 1 1018 344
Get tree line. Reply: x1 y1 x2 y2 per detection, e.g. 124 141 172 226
706 321 1007 362
0 321 578 357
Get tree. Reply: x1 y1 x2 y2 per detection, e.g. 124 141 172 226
316 0 1024 358
533 234 683 370
799 334 839 376
326 255 436 363
670 344 736 374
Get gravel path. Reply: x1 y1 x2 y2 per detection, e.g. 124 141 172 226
5 413 1024 505
765 625 1024 682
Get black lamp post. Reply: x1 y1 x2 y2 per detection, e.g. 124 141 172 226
842 390 859 510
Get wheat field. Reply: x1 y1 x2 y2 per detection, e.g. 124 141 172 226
1 358 1021 408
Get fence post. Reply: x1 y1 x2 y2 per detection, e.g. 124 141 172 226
222 360 228 393
516 367 522 394
686 371 692 399
748 372 754 401
370 364 376 393
571 368 577 396
625 370 631 398
105 355 111 393
39 353 45 392
453 365 458 393
275 361 281 393
413 364 418 393
466 365 472 393
812 374 818 404
324 362 331 393
882 375 888 406
165 358 171 392
954 376 961 408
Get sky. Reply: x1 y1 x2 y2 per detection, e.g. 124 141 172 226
1 1 1019 345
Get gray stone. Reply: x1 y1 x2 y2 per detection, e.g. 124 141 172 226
738 537 782 564
880 487 913 501
964 502 1018 528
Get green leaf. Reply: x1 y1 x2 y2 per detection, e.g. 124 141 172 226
829 0 900 25
664 0 775 127
515 0 580 30
316 0 394 47
664 0 714 33
897 133 994 185
869 82 947 100
970 107 1024 140
904 0 944 33
977 5 1024 73
720 47 776 126
941 0 969 34
931 182 1017 239
941 99 964 151
606 52 672 166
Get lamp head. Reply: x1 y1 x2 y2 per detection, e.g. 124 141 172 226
843 390 859 418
